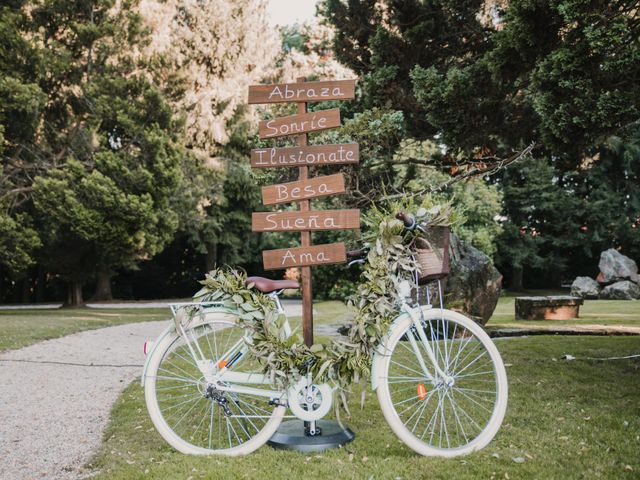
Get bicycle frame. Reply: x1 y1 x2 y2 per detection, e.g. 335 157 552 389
161 281 450 404
161 293 292 401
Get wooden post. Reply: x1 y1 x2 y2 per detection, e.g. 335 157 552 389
296 77 313 347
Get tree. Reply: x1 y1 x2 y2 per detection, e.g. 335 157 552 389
495 131 640 290
126 0 280 276
0 0 46 280
321 0 639 167
494 158 580 290
2 0 185 304
136 0 279 160
180 109 263 272
321 0 640 289
31 76 183 302
578 129 640 263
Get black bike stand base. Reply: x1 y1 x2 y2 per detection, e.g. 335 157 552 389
267 420 355 452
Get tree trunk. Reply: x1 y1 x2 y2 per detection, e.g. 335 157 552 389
92 269 113 301
510 265 524 291
21 274 31 304
205 243 218 272
35 265 46 303
67 281 84 307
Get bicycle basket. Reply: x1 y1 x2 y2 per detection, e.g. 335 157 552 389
413 226 451 284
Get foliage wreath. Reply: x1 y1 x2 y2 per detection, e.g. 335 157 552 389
193 202 457 408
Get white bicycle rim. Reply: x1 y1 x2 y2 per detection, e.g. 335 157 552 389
376 308 508 457
144 314 285 456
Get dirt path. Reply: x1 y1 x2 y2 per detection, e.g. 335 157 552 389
0 320 167 480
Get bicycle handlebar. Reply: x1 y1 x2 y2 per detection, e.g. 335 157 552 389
396 211 416 229
346 247 368 259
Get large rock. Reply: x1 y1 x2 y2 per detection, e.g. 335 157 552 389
598 249 638 284
444 236 503 325
599 280 640 300
570 276 601 299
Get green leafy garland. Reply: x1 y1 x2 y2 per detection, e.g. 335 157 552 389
193 200 458 406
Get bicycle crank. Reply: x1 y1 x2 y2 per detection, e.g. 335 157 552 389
287 378 333 421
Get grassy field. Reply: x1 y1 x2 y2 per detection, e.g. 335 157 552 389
1 296 638 478
0 307 169 352
88 334 640 479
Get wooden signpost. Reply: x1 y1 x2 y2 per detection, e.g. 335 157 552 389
261 173 345 205
258 108 341 139
250 143 359 169
252 209 360 233
262 242 348 270
248 77 358 347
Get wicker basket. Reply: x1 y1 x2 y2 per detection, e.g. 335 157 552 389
414 226 450 284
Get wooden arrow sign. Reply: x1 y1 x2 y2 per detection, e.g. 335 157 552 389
252 209 360 233
259 108 340 139
261 173 345 206
262 242 347 270
248 79 356 104
250 143 359 169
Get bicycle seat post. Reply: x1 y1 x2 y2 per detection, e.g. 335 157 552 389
268 290 286 314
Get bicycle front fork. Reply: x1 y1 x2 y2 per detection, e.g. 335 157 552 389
401 302 451 385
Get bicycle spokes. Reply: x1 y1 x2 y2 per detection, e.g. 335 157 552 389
378 309 507 454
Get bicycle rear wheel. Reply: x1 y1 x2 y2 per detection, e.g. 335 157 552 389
376 308 508 456
145 313 285 455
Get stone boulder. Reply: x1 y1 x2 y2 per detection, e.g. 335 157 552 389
570 276 601 299
598 249 638 284
599 280 640 300
444 235 503 325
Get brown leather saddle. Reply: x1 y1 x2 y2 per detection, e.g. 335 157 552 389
245 276 300 293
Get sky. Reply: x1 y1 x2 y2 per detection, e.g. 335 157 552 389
266 0 319 26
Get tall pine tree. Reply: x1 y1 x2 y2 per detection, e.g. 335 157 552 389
2 0 185 304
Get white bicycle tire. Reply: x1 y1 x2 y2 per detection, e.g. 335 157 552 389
144 313 285 456
376 307 508 457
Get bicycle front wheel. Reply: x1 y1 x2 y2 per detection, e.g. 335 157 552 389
376 308 508 457
145 313 285 455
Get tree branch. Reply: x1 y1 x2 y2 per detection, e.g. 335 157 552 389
382 142 537 201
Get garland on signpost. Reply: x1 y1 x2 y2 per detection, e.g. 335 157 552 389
194 200 458 409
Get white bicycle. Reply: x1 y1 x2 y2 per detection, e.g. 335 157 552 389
141 215 508 457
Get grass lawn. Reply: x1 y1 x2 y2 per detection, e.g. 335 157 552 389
0 307 169 352
2 296 639 477
89 334 640 479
